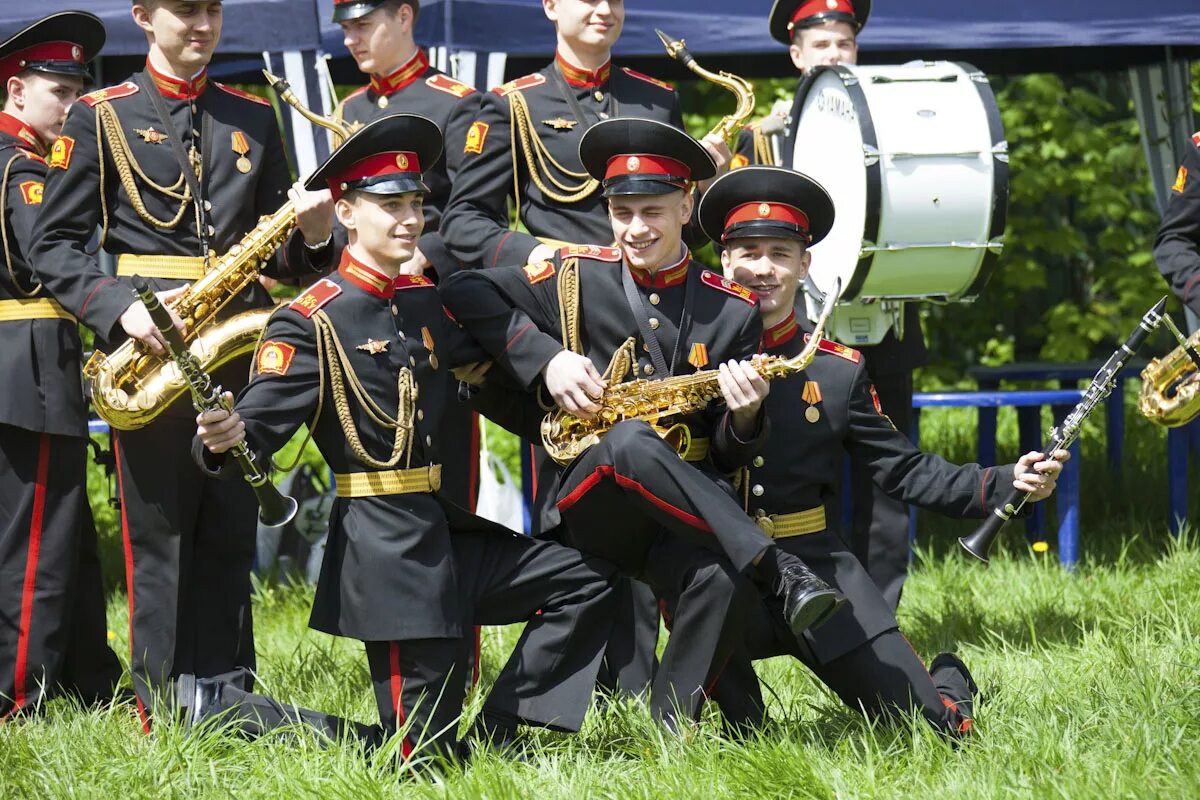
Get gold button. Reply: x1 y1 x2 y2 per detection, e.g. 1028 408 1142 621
203 200 212 212
206 225 215 236
649 293 660 306
649 317 660 330
409 356 416 367
642 342 650 352
391 305 398 316
594 90 604 102
190 103 197 113
398 331 406 340
598 112 609 120
417 409 425 421
425 435 432 447
644 364 655 376
378 96 389 109
752 484 764 497
753 456 764 467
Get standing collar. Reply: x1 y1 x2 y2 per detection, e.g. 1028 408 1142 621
0 112 45 155
370 48 430 96
627 247 690 289
555 50 611 89
761 309 799 351
339 248 399 299
146 59 208 100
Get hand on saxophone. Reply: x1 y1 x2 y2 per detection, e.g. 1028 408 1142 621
119 284 187 355
543 350 606 419
197 391 246 455
289 181 334 246
718 359 769 438
698 132 733 188
1013 449 1071 502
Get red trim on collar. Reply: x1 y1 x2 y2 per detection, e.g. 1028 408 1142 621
339 249 397 299
146 59 208 100
370 48 430 96
627 249 690 289
0 112 44 155
556 51 611 89
761 310 799 350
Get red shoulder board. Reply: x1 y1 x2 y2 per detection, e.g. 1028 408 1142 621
493 73 547 96
289 279 342 318
394 274 435 291
215 82 270 106
700 270 756 305
805 334 862 364
620 67 674 92
1193 131 1200 148
79 81 139 107
560 244 621 262
426 74 476 98
17 148 46 165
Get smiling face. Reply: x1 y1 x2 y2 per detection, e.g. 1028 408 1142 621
608 190 691 271
544 0 623 54
340 4 413 75
4 72 85 146
337 190 425 273
789 21 857 72
133 1 223 74
721 236 810 324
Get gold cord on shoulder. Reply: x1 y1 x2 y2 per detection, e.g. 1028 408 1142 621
508 90 599 222
556 256 582 353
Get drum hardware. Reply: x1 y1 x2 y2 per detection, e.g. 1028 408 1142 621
870 74 959 84
860 240 1006 254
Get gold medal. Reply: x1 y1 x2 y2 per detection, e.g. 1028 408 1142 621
428 352 439 370
236 156 251 173
801 381 822 423
805 405 820 424
231 131 252 174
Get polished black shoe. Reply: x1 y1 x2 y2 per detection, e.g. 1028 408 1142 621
777 566 845 636
930 652 981 707
173 674 220 729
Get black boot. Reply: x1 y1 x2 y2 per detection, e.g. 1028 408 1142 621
775 564 845 636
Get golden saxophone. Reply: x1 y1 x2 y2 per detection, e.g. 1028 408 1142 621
1138 310 1200 427
542 280 839 466
656 28 756 144
86 73 355 430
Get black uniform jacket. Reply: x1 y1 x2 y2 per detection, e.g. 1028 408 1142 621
0 114 86 436
333 49 480 276
442 57 683 269
31 65 325 358
1153 132 1200 317
750 312 1012 662
441 245 768 528
204 251 503 641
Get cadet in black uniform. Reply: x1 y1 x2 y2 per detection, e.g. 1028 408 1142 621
30 0 336 728
0 11 122 718
442 119 842 730
732 0 929 610
1154 132 1200 329
192 114 616 759
692 166 1067 735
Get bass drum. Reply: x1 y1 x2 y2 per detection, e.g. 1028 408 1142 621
792 61 1008 315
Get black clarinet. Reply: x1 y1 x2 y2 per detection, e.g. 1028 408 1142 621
959 296 1168 564
131 277 298 528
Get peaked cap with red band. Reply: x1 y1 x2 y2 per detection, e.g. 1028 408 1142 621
579 117 715 197
332 0 420 23
698 166 835 246
0 11 105 84
305 113 442 201
768 0 871 45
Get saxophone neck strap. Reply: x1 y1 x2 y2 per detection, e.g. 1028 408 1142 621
620 258 697 377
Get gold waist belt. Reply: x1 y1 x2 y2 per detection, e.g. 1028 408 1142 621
754 506 826 539
680 436 709 462
116 254 207 281
0 298 75 322
334 465 442 498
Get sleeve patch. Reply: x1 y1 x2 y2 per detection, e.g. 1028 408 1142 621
1172 165 1188 193
48 136 75 170
18 180 43 205
215 82 271 106
620 67 674 92
394 274 434 291
256 341 296 376
805 334 863 364
730 153 749 170
79 81 139 107
523 260 556 285
288 278 343 318
464 121 489 154
560 244 622 262
493 73 547 96
426 73 477 98
700 270 757 304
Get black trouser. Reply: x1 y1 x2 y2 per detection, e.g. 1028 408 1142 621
0 425 120 716
849 369 914 609
556 422 758 725
191 530 614 758
114 415 258 729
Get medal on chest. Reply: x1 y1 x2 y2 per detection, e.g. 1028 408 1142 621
231 130 251 173
421 326 438 370
801 380 822 423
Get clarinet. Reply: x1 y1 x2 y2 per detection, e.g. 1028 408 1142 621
131 277 298 528
959 296 1169 564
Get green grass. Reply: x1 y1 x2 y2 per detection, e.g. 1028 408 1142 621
4 405 1198 798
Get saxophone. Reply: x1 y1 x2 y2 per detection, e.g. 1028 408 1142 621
542 281 838 465
86 73 355 430
655 29 756 144
1138 310 1200 427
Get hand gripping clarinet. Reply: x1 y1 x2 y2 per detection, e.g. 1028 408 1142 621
131 277 298 528
959 296 1169 564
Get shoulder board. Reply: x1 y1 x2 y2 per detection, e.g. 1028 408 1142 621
394 274 435 291
426 73 477 98
700 270 756 305
289 279 343 318
80 81 139 107
215 82 271 106
620 67 674 92
1193 132 1200 148
493 73 547 97
804 334 862 364
560 244 621 262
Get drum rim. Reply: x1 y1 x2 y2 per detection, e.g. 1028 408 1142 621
955 62 1009 301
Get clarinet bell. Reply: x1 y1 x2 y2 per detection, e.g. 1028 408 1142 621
958 510 1008 565
257 487 299 529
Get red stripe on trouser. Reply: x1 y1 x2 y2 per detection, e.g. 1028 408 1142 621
4 433 51 717
556 464 713 531
468 413 480 512
388 642 413 758
113 434 150 733
529 443 538 498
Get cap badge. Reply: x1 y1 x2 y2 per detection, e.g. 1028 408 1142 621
758 203 771 217
827 0 839 8
72 46 82 61
396 153 410 170
626 156 641 172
